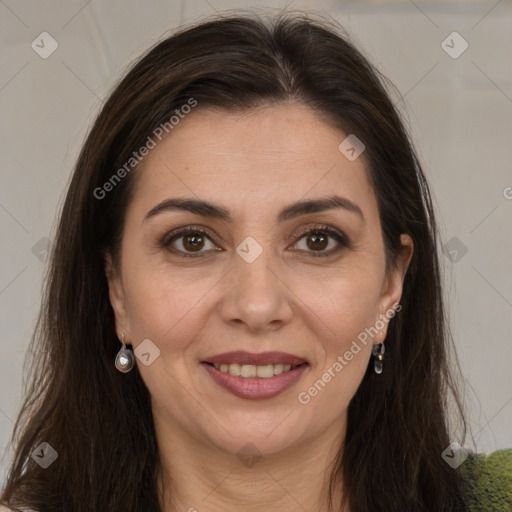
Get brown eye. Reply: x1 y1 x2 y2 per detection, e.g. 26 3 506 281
181 233 206 252
305 232 329 251
160 226 219 258
292 226 349 257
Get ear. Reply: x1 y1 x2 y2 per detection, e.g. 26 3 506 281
373 233 414 343
104 251 132 341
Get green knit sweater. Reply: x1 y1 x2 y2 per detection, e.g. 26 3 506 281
460 448 512 511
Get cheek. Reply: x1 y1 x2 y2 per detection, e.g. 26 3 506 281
121 262 206 352
317 295 376 381
298 294 375 414
298 264 382 339
295 266 381 398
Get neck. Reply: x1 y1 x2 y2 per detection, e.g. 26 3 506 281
154 416 348 512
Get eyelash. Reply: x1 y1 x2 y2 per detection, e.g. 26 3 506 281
159 224 350 259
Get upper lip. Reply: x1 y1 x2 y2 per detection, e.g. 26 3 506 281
202 351 308 366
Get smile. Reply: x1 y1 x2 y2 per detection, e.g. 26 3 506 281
208 362 302 378
201 351 309 399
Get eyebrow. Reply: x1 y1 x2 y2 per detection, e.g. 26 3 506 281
143 194 364 224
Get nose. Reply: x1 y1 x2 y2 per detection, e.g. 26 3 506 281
218 247 294 333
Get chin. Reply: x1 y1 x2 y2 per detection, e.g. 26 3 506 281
198 409 310 459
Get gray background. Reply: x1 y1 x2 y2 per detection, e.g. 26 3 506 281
1 0 511 485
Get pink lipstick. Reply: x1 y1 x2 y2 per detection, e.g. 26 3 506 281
201 351 309 400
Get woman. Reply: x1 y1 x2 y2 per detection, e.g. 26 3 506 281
1 10 510 512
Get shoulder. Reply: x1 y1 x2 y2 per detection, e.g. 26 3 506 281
460 448 512 511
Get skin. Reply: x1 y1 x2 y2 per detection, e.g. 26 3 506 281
105 103 413 512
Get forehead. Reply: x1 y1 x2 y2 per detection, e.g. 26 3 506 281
126 103 377 223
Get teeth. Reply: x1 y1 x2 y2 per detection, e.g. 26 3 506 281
241 364 256 378
211 362 299 378
273 364 284 375
256 365 274 378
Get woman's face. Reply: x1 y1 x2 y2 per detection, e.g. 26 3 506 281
106 103 412 457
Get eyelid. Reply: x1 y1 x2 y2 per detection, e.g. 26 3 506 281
160 223 350 257
160 224 215 245
291 223 349 245
159 224 219 258
289 223 351 256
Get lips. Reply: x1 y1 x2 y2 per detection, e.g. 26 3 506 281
201 351 309 400
202 351 307 367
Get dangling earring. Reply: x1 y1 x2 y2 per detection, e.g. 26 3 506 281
115 333 134 373
372 342 385 374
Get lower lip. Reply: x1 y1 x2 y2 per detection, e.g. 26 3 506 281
202 363 309 400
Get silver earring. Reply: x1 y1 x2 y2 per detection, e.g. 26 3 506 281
115 333 134 373
372 342 385 374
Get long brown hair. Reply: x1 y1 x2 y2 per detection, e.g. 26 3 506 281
1 10 471 511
